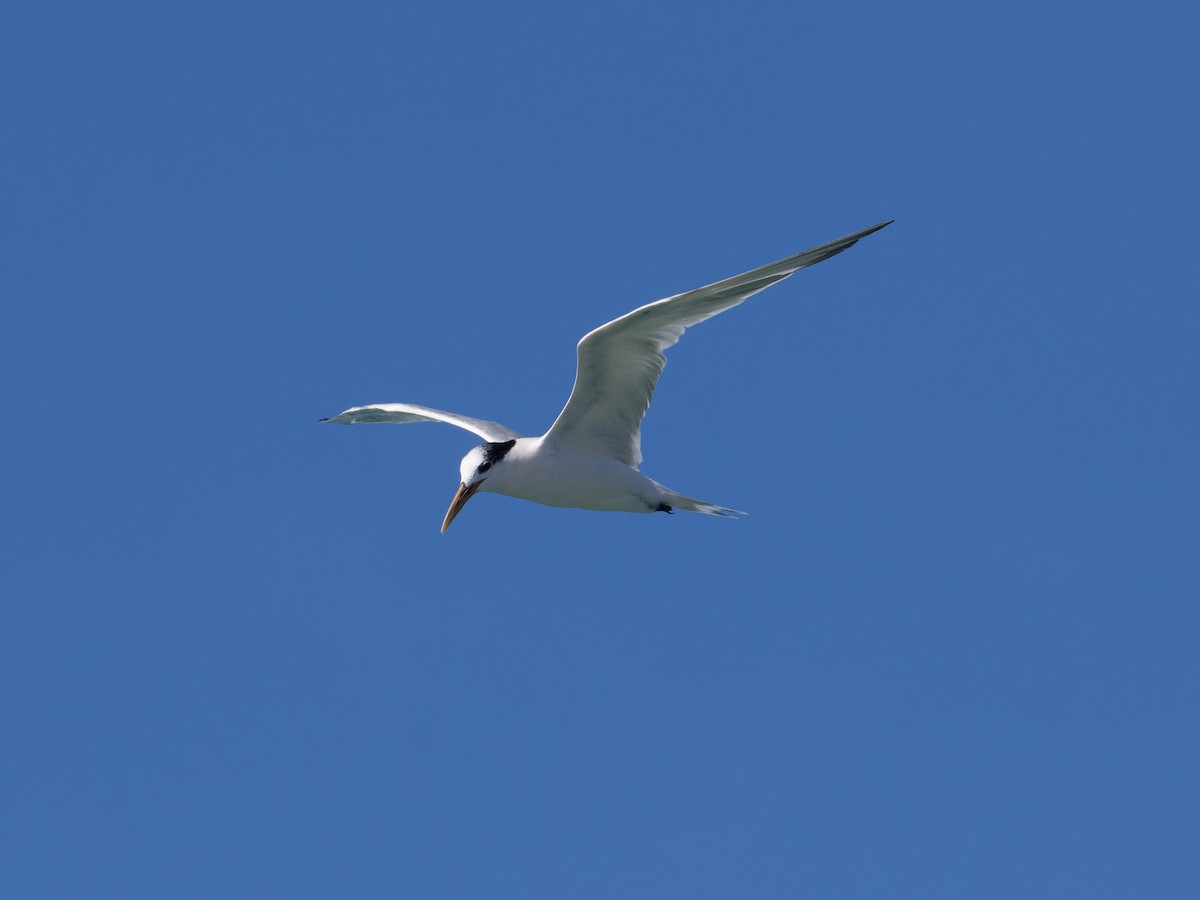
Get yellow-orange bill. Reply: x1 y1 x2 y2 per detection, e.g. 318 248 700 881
441 481 482 533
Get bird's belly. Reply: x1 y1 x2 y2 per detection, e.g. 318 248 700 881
488 454 659 513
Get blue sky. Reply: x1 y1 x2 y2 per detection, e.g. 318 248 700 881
3 1 1197 896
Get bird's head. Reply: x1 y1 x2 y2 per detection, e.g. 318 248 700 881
441 439 517 533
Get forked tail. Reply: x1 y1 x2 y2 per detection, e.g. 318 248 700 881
657 487 746 518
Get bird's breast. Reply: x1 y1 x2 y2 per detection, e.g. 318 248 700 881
484 444 660 513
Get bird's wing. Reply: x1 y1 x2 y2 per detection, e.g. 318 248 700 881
322 402 524 442
542 220 892 466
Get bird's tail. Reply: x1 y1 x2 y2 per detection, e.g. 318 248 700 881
657 487 746 518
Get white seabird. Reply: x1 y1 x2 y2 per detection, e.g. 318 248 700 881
324 220 892 532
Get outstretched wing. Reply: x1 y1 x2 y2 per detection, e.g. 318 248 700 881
541 220 892 466
322 402 524 442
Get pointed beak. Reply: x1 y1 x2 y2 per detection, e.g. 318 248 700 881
441 480 483 533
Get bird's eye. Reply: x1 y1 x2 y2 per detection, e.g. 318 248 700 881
478 461 492 473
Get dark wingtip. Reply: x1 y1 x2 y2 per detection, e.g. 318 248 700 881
319 417 330 422
823 220 895 259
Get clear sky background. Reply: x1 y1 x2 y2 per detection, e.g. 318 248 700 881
3 2 1197 897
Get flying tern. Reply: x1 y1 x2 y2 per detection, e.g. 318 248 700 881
324 220 892 531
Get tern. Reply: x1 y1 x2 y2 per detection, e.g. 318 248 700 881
324 220 892 532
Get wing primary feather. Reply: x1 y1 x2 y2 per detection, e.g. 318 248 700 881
542 221 892 466
322 402 523 442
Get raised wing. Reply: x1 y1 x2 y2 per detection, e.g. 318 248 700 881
322 402 523 442
542 220 892 466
